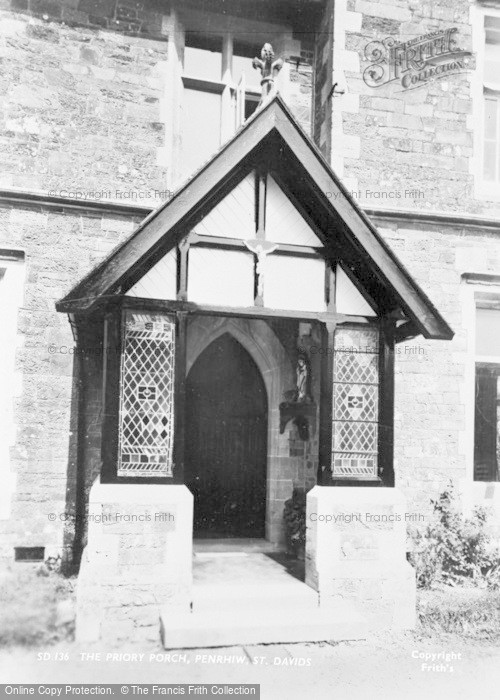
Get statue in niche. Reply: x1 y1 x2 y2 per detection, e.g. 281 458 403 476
280 352 314 440
295 353 312 404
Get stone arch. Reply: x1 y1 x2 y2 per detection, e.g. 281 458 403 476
187 316 290 405
186 316 294 543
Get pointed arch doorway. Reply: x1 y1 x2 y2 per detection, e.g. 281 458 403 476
185 333 268 538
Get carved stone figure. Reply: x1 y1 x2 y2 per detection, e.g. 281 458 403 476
295 353 311 403
279 352 315 439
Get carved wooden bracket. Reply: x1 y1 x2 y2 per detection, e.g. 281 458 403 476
279 401 316 441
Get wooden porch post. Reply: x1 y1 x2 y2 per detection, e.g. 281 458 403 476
318 321 336 485
379 317 396 486
101 305 122 484
173 310 187 484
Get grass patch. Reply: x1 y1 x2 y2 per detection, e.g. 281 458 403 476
0 565 76 648
417 587 500 641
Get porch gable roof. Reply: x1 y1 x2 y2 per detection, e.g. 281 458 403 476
56 95 453 341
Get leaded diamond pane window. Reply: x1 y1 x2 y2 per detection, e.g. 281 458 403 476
332 327 379 479
118 311 176 478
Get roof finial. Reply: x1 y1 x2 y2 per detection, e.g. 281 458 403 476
252 43 283 104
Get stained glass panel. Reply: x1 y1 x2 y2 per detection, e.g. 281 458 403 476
332 326 379 479
118 311 175 478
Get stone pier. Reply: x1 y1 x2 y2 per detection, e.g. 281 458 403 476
305 486 416 630
75 481 193 643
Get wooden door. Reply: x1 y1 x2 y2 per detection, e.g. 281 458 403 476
185 333 268 537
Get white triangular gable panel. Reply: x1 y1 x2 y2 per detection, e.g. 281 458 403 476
265 175 323 247
126 248 177 299
336 265 375 315
193 171 255 239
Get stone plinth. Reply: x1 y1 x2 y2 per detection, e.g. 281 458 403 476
76 481 193 643
305 486 416 631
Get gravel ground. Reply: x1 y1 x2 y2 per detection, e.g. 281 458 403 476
1 632 499 699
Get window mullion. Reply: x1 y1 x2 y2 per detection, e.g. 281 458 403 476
221 33 234 141
222 32 233 83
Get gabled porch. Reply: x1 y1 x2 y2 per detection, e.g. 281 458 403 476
57 94 452 645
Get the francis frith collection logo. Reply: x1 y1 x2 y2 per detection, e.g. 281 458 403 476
363 28 473 90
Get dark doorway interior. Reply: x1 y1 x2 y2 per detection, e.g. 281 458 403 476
185 333 268 538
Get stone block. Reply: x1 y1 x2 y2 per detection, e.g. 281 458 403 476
30 0 63 20
76 481 193 643
79 0 116 19
305 486 416 631
370 97 404 113
355 0 412 22
404 103 434 117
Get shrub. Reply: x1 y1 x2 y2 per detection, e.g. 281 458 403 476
408 482 500 589
283 487 306 557
418 588 500 640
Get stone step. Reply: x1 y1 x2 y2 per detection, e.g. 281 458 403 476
193 581 319 613
160 606 368 649
193 538 285 554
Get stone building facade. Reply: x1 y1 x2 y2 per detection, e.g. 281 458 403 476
0 0 499 569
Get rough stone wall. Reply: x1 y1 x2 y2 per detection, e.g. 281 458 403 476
0 201 142 561
1 1 315 195
284 55 314 136
373 217 500 515
1 2 170 195
320 0 500 217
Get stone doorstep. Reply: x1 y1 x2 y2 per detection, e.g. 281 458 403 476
161 551 369 648
192 580 319 613
193 538 284 554
160 606 369 649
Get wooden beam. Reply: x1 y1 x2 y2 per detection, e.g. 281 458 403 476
173 311 187 485
256 169 267 240
182 76 226 94
121 295 378 324
394 320 419 343
100 306 122 483
177 238 190 302
191 233 323 257
326 263 335 313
